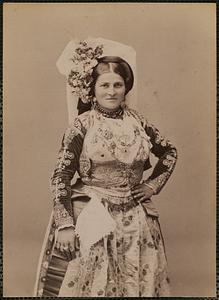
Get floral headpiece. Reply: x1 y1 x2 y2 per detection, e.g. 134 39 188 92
56 38 137 123
67 41 103 103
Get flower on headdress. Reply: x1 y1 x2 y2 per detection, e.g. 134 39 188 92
68 40 103 103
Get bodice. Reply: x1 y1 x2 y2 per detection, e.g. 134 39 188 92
78 109 152 190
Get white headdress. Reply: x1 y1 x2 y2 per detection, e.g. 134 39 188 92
56 37 138 124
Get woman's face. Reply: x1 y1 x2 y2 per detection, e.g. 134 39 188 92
94 72 126 111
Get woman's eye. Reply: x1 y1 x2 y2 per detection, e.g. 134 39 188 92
99 82 124 88
114 83 124 88
101 83 109 88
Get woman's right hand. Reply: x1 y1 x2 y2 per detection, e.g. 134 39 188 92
55 226 76 253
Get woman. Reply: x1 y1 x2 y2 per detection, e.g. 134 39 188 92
34 40 177 297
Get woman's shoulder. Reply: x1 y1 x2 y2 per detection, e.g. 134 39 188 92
68 110 92 134
76 110 92 124
126 106 148 126
77 110 94 122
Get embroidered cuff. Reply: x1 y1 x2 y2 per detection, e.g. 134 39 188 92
144 171 171 195
54 204 75 229
57 224 76 232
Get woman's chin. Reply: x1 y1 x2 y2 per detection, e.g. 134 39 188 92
102 104 120 111
107 106 119 111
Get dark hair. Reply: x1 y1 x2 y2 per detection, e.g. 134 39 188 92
89 56 134 97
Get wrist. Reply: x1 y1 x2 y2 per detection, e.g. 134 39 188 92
142 181 156 195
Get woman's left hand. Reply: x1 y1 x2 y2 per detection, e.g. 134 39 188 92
131 183 154 203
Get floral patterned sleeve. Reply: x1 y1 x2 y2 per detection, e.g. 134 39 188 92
143 120 178 195
50 117 87 230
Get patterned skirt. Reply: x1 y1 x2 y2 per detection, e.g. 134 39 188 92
34 196 170 297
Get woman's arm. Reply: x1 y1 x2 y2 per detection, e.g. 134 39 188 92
143 121 178 195
51 117 86 230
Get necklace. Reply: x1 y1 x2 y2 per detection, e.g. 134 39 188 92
95 102 124 119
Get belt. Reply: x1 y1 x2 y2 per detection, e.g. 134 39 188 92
102 197 141 213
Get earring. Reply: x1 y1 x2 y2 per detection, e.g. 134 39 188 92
120 99 126 109
91 97 97 108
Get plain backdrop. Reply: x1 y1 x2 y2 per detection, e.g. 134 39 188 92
3 3 216 297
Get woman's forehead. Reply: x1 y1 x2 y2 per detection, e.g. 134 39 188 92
96 72 124 83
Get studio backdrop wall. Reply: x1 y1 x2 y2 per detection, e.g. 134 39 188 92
3 3 216 297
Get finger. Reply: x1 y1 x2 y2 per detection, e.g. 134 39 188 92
69 240 76 251
69 239 75 248
60 244 69 252
131 184 141 190
131 188 143 195
60 244 72 260
63 243 69 249
139 195 151 202
64 242 76 261
131 183 141 188
69 245 75 253
55 242 61 249
133 192 145 199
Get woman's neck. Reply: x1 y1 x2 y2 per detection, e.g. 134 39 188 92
95 102 124 118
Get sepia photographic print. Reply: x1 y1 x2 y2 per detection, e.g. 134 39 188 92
3 3 216 297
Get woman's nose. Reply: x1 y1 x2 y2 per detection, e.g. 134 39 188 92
107 86 116 95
